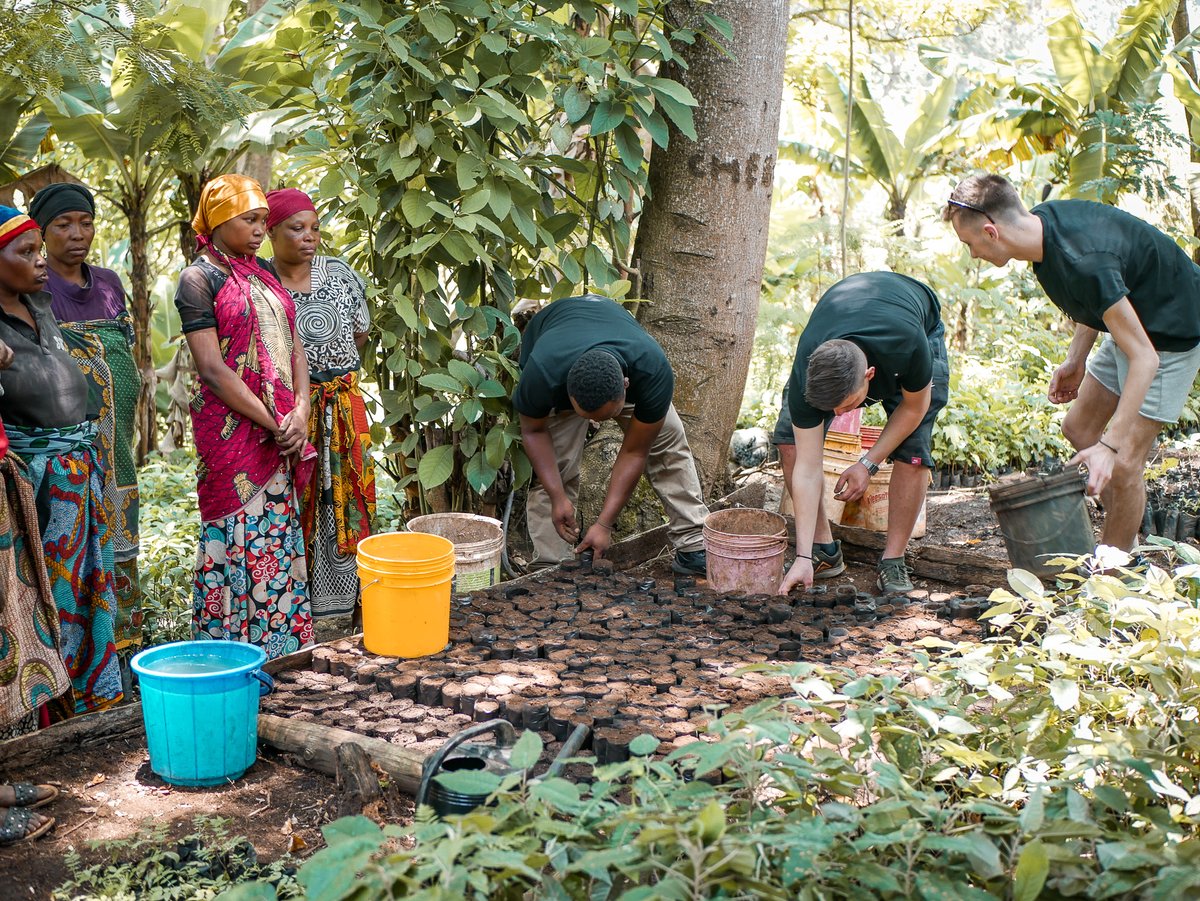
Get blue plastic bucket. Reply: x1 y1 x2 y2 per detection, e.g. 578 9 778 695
131 641 274 787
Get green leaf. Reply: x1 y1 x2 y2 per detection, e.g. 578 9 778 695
509 729 544 769
590 100 625 135
476 379 508 398
402 190 435 227
418 372 464 393
641 75 698 109
417 444 455 488
432 767 503 798
563 84 590 123
464 450 496 491
629 734 659 756
218 886 277 901
1013 839 1049 901
448 358 480 386
414 400 453 423
613 123 643 169
418 8 457 44
531 777 581 810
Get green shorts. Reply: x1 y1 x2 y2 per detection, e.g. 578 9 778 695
1086 335 1200 423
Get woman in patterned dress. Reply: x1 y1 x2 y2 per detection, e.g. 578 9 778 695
29 182 143 662
0 206 121 717
173 175 315 659
265 189 374 619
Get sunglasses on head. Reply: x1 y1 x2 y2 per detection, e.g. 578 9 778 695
946 198 995 224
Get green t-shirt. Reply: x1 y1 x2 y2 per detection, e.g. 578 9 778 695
513 295 674 423
787 272 942 429
1032 199 1200 352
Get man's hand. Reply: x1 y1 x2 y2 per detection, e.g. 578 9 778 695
551 497 579 543
834 462 871 503
1070 441 1117 496
1048 360 1085 404
0 339 13 369
576 522 612 558
779 556 814 594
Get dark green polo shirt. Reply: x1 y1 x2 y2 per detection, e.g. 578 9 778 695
787 272 942 429
514 295 674 423
1032 199 1200 352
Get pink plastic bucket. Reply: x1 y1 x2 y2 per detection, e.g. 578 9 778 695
702 508 788 594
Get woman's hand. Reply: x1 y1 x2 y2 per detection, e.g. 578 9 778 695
275 408 308 455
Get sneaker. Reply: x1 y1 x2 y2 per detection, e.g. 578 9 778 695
673 549 707 576
877 558 914 594
812 541 845 579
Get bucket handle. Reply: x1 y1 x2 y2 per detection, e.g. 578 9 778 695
250 670 274 697
416 719 516 808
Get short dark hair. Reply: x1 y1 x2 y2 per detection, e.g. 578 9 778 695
944 173 1026 225
567 349 625 412
805 339 866 411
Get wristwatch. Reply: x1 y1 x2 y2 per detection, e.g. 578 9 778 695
857 454 880 476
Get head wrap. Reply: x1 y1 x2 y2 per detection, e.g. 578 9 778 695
0 206 39 251
29 182 95 230
191 174 268 236
266 188 318 231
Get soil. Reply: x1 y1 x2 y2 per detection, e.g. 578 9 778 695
0 473 1101 897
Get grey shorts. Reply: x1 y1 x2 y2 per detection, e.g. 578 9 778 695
1086 335 1200 423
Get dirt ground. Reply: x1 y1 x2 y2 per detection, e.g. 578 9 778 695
0 484 1026 897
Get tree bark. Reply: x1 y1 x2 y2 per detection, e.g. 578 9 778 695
123 183 158 463
1174 0 1200 263
632 0 789 494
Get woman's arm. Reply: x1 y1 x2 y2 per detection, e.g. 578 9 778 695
185 328 280 434
275 326 311 456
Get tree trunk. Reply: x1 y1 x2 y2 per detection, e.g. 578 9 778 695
632 0 789 495
1174 0 1200 263
124 185 157 463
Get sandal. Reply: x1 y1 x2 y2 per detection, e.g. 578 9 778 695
0 807 55 845
2 782 58 810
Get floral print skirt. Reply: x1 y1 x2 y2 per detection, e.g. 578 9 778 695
192 468 314 659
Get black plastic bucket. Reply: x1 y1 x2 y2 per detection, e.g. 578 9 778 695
988 470 1094 576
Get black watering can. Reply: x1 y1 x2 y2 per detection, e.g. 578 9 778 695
416 718 590 817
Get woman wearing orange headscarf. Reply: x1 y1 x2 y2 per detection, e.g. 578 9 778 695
173 175 315 658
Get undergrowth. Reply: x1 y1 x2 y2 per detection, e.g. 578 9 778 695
53 817 300 900
217 539 1200 899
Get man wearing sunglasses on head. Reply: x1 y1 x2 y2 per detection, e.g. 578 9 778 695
777 271 949 596
945 173 1200 553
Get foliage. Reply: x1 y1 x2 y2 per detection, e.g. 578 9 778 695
137 451 200 647
286 0 716 513
227 547 1200 899
53 817 300 900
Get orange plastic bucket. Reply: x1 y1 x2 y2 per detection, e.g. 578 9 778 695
356 532 456 657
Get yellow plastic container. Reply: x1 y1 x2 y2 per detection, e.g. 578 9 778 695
356 532 456 658
822 451 926 538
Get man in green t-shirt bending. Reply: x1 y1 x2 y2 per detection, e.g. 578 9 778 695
946 173 1200 552
513 294 710 574
777 272 950 595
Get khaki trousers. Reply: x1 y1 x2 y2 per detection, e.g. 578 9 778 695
526 403 710 564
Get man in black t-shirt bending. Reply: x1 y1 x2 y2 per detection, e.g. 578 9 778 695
778 272 950 595
946 173 1200 552
513 295 710 573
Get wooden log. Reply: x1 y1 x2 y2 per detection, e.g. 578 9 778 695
828 523 1009 584
334 741 383 818
258 713 423 794
0 704 143 769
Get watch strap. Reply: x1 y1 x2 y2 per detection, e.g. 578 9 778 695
858 454 879 475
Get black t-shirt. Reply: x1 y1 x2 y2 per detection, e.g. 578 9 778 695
513 295 674 423
0 292 90 428
787 272 942 429
173 257 273 333
1032 200 1200 352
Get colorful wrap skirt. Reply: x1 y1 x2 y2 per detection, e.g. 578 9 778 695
0 454 70 732
301 369 375 617
6 421 122 715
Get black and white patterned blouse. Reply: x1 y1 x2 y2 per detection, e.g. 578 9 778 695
270 256 370 374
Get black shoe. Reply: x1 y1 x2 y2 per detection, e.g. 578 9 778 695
812 540 845 579
673 549 707 576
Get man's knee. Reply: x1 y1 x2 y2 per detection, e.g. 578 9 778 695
1061 414 1095 451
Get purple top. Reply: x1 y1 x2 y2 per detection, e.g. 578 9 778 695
45 264 128 323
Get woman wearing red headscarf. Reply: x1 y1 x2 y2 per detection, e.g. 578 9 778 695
174 176 315 658
265 189 374 620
